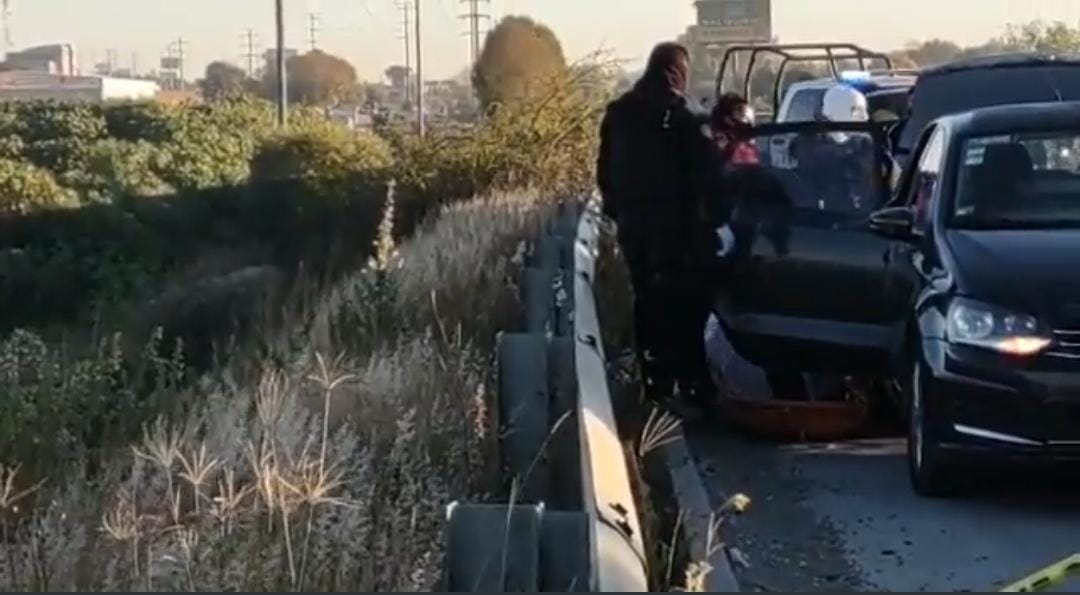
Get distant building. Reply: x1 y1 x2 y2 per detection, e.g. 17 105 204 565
3 43 79 75
0 71 160 103
679 0 773 99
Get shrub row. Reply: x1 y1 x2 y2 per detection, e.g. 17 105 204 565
0 66 610 331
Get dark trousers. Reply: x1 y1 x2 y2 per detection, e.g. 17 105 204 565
620 232 715 405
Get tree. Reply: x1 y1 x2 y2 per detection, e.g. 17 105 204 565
472 16 568 110
1001 21 1080 53
899 39 963 67
199 61 253 101
264 50 361 106
888 51 919 70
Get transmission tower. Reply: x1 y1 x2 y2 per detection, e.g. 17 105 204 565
395 1 412 104
172 36 188 83
241 29 260 78
459 0 491 69
307 12 320 51
162 37 188 89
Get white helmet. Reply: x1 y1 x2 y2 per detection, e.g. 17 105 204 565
821 85 869 123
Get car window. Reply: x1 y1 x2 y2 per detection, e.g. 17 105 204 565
953 130 1080 229
782 88 825 122
749 129 885 216
868 89 910 122
909 127 945 231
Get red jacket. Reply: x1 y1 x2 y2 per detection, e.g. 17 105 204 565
715 131 760 165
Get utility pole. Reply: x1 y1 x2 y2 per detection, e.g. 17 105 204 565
241 29 259 78
396 1 412 105
459 0 490 69
1 0 12 51
275 0 287 126
414 0 424 137
307 12 320 52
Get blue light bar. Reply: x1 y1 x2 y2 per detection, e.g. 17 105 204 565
839 70 872 82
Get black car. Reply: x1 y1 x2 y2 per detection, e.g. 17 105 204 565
715 101 1080 497
891 53 1080 169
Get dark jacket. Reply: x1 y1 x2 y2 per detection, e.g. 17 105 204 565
596 89 730 254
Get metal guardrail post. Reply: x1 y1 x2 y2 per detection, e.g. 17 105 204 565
496 332 551 503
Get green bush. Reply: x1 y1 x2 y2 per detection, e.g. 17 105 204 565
3 102 108 174
250 126 394 268
0 158 77 215
157 101 272 192
253 124 392 186
0 327 186 478
103 101 182 143
79 139 173 199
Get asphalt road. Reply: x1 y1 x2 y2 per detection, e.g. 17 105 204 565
688 425 1080 592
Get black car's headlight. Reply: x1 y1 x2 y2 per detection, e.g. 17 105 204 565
946 298 1051 356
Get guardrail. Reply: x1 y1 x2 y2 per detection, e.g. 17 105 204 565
444 198 649 592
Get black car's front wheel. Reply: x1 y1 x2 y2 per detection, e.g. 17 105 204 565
907 351 956 497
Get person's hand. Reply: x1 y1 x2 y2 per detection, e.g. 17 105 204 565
715 224 736 258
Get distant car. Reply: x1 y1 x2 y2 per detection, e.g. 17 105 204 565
892 53 1080 169
712 99 1080 497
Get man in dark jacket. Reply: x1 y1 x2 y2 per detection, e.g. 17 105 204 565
596 42 732 414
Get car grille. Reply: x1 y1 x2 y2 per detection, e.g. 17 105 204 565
1049 329 1080 359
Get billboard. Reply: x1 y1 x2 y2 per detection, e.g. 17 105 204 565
693 0 772 43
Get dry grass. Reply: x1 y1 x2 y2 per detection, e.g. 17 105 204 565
0 189 555 591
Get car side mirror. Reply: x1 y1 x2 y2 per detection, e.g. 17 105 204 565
869 206 916 241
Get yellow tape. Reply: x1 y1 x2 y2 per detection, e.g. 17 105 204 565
1000 554 1080 592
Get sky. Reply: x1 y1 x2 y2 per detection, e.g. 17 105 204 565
9 0 1080 82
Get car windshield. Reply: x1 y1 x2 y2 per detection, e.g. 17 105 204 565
953 131 1080 228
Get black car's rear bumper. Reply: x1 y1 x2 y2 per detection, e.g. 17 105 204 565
922 338 1080 459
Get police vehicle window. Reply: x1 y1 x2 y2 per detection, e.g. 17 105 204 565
910 127 944 229
955 131 1080 228
785 89 825 122
765 130 882 215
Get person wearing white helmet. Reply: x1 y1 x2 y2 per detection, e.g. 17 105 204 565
792 83 881 212
821 84 870 125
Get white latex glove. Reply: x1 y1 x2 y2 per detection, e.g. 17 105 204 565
715 224 735 257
